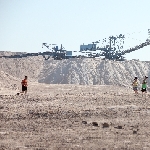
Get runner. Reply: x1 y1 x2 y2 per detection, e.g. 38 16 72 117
141 76 148 96
132 77 138 95
20 76 28 94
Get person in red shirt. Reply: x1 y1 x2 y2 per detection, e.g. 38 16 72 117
20 76 28 94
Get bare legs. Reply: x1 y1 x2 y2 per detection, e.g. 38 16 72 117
134 90 138 96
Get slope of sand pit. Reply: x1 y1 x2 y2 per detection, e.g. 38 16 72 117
0 56 150 87
1 83 150 149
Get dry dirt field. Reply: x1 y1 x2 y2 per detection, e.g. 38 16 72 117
1 83 150 150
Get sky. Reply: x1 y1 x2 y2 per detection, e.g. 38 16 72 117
0 0 150 61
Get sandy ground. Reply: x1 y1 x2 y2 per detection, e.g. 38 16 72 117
1 83 150 150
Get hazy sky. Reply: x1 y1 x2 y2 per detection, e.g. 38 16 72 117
0 0 150 61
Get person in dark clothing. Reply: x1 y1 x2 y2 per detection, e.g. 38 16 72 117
20 76 28 94
141 76 148 96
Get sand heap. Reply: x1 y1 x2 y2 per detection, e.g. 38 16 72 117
39 58 150 88
0 55 44 82
0 54 150 88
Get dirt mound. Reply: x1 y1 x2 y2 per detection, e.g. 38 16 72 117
38 58 150 87
0 55 150 88
0 55 44 82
